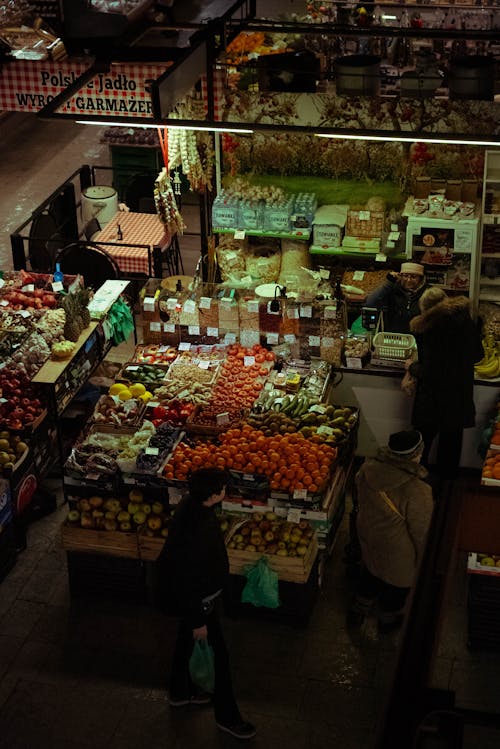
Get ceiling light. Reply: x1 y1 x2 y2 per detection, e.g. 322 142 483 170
76 120 253 133
315 133 500 147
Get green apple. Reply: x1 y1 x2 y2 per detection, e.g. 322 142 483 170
152 502 163 515
117 510 131 523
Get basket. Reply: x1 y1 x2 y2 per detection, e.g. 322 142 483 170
372 332 416 360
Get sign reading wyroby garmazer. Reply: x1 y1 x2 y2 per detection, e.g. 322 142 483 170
0 60 169 117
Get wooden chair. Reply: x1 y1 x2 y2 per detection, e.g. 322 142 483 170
83 217 101 241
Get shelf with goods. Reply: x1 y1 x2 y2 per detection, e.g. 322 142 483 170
478 151 500 315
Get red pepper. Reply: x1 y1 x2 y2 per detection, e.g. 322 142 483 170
152 405 169 421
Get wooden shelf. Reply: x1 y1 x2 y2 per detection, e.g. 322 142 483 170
32 322 99 385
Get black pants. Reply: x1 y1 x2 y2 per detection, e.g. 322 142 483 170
353 566 410 621
419 426 463 481
169 605 241 725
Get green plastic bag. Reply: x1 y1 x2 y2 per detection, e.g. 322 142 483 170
241 557 280 609
188 640 215 693
108 298 135 346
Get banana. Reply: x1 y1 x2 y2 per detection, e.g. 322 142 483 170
475 355 500 379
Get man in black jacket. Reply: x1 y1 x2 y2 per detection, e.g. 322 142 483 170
366 261 428 333
160 468 256 741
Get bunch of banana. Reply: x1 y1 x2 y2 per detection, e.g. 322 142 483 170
475 336 500 379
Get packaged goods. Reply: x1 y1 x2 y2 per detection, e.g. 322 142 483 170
312 204 349 248
216 234 247 282
245 241 281 284
278 239 312 291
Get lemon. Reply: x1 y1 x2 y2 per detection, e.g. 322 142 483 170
139 391 153 403
117 389 133 401
480 557 495 567
129 383 146 397
109 383 128 396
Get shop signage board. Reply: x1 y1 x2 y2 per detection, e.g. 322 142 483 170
0 61 169 117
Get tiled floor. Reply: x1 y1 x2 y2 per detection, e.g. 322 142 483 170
1 109 500 748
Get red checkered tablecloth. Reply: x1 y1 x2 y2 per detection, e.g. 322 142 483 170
94 212 171 276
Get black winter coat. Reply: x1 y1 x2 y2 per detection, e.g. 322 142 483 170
158 498 229 628
409 297 484 431
366 277 429 333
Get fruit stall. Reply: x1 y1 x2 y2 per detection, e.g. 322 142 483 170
58 320 359 618
0 269 133 555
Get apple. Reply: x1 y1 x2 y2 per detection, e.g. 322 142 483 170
104 519 118 532
142 504 152 515
67 510 80 524
161 527 169 538
127 502 140 516
253 512 264 522
89 496 104 509
104 511 118 521
147 515 162 531
296 544 309 557
80 512 94 529
77 498 91 513
132 510 147 525
117 510 131 523
264 531 275 542
245 544 256 552
152 501 163 515
129 488 143 503
104 499 121 514
119 521 132 532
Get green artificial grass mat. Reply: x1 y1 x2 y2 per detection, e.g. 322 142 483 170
224 174 405 210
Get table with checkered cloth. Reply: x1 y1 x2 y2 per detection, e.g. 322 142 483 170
93 212 172 277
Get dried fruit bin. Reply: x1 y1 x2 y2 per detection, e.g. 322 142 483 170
60 521 140 559
90 394 146 428
164 358 221 387
131 344 178 365
227 535 318 584
184 405 247 436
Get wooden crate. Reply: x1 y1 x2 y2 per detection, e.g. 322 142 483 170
228 535 318 584
61 522 139 559
137 528 166 561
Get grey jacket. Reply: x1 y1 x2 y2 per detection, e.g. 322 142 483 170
356 448 434 587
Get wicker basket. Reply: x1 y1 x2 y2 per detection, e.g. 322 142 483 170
372 332 416 360
346 209 384 238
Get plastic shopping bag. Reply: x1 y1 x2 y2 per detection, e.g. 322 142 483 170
188 640 215 693
241 557 280 609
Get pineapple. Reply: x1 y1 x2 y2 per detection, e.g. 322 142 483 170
77 288 92 328
62 294 82 342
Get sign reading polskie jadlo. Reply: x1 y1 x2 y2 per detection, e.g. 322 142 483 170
0 61 170 117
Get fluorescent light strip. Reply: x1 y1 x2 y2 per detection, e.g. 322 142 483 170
75 120 253 133
315 133 499 147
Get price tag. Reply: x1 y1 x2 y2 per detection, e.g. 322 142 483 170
0 300 8 306
178 389 190 399
310 404 327 414
319 268 330 279
359 210 371 221
317 425 334 436
0 397 7 404
224 333 236 344
21 284 35 292
234 229 246 240
179 341 191 351
166 297 178 310
247 300 259 313
86 473 100 481
346 357 363 369
267 333 279 344
284 334 296 344
386 240 395 250
207 327 219 337
0 278 4 288
198 360 210 369
18 310 31 318
244 356 255 367
158 345 168 352
199 297 211 309
243 473 255 482
324 305 337 319
353 270 365 281
188 325 200 336
143 296 156 312
150 322 161 332
183 299 196 314
241 276 253 285
309 335 321 347
287 307 299 319
51 281 64 292
388 231 400 241
292 489 308 500
148 401 160 408
127 365 139 371
375 253 387 263
322 337 334 347
145 447 159 456
390 223 399 232
300 305 312 318
216 412 230 425
220 297 233 308
164 323 175 333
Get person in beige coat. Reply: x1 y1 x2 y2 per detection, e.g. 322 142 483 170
347 430 434 633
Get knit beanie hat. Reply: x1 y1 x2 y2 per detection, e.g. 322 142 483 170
388 430 423 455
400 262 424 276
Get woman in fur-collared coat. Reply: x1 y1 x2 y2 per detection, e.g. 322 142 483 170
408 288 484 480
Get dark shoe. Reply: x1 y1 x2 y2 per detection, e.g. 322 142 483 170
216 720 256 740
169 692 211 707
378 614 405 634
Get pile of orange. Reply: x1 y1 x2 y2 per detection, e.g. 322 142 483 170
482 445 500 481
163 424 337 495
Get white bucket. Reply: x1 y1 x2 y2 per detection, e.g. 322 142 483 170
81 186 118 227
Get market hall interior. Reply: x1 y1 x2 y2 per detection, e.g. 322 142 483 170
1 0 500 745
